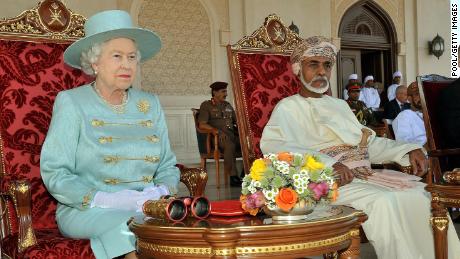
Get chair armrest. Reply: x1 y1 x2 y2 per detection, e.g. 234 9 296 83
443 168 460 184
196 127 217 135
178 166 208 196
427 148 460 157
7 180 37 252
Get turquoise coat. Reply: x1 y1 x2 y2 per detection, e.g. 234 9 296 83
40 84 180 258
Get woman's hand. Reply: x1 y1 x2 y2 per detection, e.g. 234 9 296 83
332 162 354 186
92 189 145 211
408 149 428 176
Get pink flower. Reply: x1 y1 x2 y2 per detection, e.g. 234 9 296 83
308 182 330 200
245 191 266 209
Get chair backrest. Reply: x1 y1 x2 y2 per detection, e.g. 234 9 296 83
191 108 210 156
227 14 303 173
0 0 88 230
417 75 456 181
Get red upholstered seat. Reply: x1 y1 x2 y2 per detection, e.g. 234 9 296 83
235 52 301 160
0 39 94 258
2 229 93 259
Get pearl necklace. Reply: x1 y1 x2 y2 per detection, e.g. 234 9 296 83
92 83 128 114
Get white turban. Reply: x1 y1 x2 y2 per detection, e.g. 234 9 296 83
393 71 402 79
364 75 374 84
348 74 358 80
290 36 338 76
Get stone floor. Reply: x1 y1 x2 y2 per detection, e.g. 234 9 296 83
178 161 460 259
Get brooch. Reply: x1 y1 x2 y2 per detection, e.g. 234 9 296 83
137 99 150 114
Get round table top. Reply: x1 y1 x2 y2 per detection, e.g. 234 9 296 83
130 205 359 229
129 205 367 259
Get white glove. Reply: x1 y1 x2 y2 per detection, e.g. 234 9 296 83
142 185 170 196
135 185 171 212
91 189 145 211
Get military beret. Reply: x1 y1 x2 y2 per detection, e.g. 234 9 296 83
209 81 228 91
348 83 361 91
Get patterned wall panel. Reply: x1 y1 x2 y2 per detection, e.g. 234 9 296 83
138 0 212 96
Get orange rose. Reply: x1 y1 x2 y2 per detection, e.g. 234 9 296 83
275 188 298 212
277 152 293 163
331 182 339 202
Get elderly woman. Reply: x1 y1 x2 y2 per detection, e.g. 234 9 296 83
40 10 179 259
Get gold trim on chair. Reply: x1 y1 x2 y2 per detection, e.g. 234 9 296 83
230 14 303 53
0 0 85 42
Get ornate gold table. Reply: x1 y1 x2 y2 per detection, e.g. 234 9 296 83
128 205 367 259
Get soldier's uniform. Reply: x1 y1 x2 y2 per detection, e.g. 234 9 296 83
198 82 241 185
347 99 377 126
346 84 377 126
198 99 240 176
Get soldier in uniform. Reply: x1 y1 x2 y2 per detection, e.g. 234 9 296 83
346 83 377 126
198 82 242 187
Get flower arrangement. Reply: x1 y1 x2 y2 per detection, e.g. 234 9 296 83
240 152 338 216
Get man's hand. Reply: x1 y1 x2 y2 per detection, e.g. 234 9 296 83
332 162 354 186
408 149 428 176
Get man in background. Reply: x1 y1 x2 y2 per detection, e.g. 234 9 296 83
198 82 242 186
392 82 427 147
359 75 381 111
346 83 377 126
383 85 410 120
343 73 359 100
387 71 403 101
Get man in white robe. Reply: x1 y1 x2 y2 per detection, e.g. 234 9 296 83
393 82 427 147
260 36 460 259
359 75 381 111
387 71 403 101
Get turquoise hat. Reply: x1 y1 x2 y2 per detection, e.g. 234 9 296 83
64 10 161 69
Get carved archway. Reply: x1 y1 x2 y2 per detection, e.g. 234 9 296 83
337 0 397 101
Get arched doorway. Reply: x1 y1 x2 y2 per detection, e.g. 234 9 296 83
338 0 397 103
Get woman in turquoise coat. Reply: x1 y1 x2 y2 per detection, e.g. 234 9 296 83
40 10 179 259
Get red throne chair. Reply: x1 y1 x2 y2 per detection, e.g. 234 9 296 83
227 14 304 173
417 75 460 259
0 1 207 258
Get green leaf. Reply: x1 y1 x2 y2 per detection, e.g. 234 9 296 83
309 170 321 182
272 175 284 189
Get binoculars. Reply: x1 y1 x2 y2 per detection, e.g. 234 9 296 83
143 196 211 222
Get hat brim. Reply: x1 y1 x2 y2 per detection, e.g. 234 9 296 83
64 28 161 69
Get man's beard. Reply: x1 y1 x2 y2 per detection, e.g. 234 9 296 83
300 72 330 94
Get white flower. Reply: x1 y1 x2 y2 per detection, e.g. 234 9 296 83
263 188 278 202
253 180 262 188
248 185 256 193
293 174 301 181
266 202 277 210
299 174 310 183
297 187 305 194
293 180 302 189
264 153 277 161
300 169 310 175
273 160 290 175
